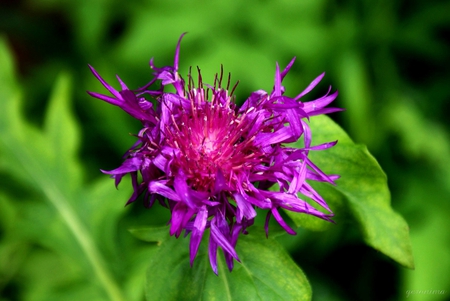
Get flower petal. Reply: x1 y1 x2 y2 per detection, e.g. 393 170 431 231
148 180 180 202
210 218 240 262
271 207 296 235
189 205 208 266
295 72 325 100
233 193 257 222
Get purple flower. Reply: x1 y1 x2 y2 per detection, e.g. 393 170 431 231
88 33 342 274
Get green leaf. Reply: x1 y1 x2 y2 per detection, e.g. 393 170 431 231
401 204 450 301
44 72 83 192
129 225 172 244
0 39 126 301
301 115 414 269
139 226 311 301
397 175 450 301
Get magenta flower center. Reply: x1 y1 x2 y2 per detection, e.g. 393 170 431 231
165 87 260 192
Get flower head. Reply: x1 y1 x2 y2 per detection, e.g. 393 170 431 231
88 33 342 274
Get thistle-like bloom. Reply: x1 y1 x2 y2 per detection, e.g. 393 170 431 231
88 33 341 274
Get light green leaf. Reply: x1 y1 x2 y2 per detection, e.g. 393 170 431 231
300 115 414 269
44 72 83 192
0 39 126 301
136 226 311 301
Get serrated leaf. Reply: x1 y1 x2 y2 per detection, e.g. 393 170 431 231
141 226 311 301
302 115 414 269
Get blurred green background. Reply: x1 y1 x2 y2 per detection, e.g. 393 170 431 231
1 0 449 300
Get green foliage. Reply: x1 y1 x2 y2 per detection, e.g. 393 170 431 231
1 0 449 300
315 116 414 268
130 226 311 301
285 115 414 269
0 38 146 301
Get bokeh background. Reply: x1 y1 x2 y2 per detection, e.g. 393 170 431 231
1 0 449 300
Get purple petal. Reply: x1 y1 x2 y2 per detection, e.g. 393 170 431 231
125 172 146 205
307 107 345 117
302 119 312 149
210 219 240 262
233 193 257 222
255 127 294 147
174 173 209 208
148 180 181 201
273 62 282 97
101 157 143 175
280 57 296 81
208 234 219 274
303 90 338 113
302 141 338 151
213 169 227 194
189 205 208 266
174 32 187 72
87 91 122 106
295 72 325 100
116 74 129 91
303 156 335 184
170 202 195 237
285 108 304 138
271 208 296 235
300 182 332 212
88 65 122 100
287 161 307 194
